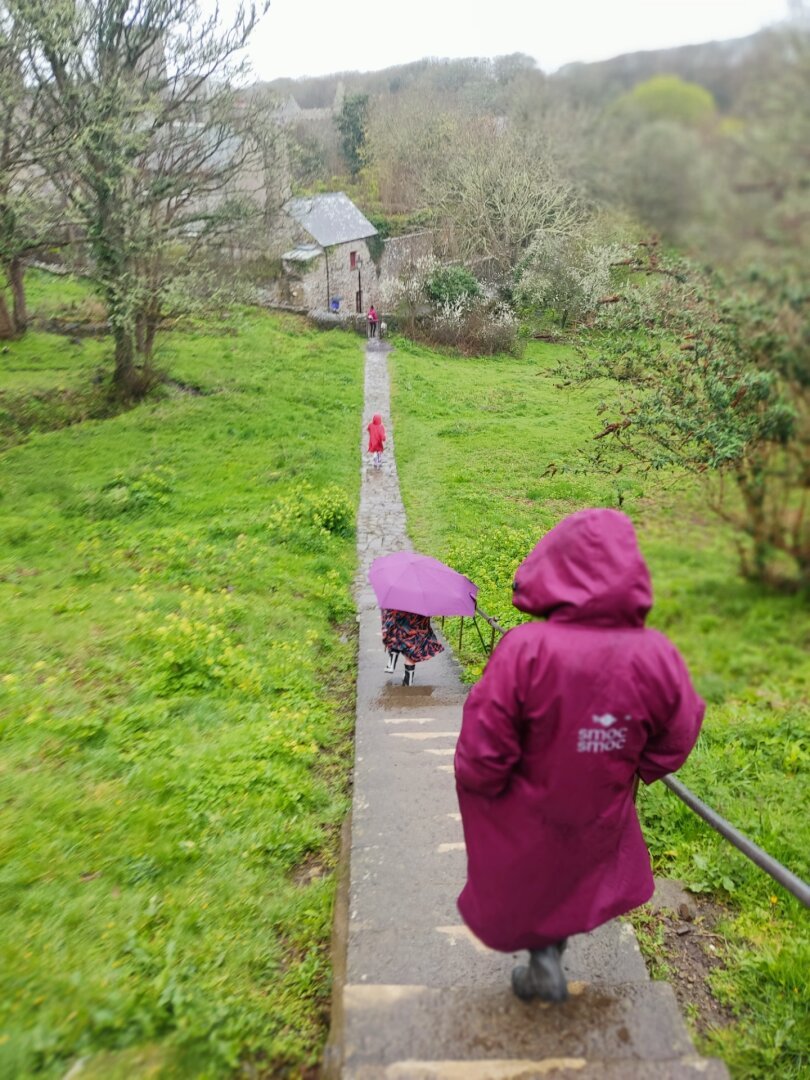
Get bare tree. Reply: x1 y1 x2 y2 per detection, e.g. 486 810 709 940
366 87 462 214
424 119 587 282
726 13 810 264
0 10 65 337
7 0 269 397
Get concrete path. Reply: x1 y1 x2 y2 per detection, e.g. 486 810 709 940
323 343 728 1079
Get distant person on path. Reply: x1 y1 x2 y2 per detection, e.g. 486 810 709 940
454 508 704 1003
366 412 386 469
381 608 444 685
367 304 378 338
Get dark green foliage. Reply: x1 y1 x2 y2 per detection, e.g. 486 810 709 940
424 265 482 307
0 384 116 448
364 211 393 265
365 211 392 240
567 249 810 586
336 92 369 176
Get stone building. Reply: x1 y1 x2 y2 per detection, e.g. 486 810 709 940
275 192 379 313
269 191 433 317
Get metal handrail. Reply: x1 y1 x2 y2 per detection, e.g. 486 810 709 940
450 603 810 909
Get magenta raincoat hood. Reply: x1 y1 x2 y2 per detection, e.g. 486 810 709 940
513 508 652 627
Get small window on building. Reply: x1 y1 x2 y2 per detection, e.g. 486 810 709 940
350 250 357 270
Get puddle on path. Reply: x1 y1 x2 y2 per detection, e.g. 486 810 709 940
371 686 467 709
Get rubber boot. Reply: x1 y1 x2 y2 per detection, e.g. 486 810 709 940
384 651 399 674
511 940 568 1003
402 663 416 686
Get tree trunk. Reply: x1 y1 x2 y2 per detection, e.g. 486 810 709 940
112 324 138 399
135 304 160 361
142 317 158 361
10 258 26 331
0 289 16 339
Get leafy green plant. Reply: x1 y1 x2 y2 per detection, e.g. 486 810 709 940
136 594 264 697
568 250 810 586
267 482 355 550
425 265 482 308
81 466 175 519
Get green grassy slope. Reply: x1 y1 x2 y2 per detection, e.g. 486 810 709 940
389 336 810 1079
0 296 363 1077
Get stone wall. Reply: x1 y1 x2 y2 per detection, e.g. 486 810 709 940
377 232 433 285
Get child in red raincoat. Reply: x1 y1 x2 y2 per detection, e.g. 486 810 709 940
454 508 704 1003
366 413 386 469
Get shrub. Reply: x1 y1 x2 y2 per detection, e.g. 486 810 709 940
425 298 521 356
138 598 264 697
425 266 482 308
267 483 355 551
311 486 354 537
321 568 355 624
515 234 621 329
80 466 175 518
569 251 810 586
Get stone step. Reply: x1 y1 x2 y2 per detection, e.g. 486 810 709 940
345 1057 730 1079
344 921 648 989
335 982 728 1078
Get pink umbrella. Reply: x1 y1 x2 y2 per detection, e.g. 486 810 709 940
368 551 478 617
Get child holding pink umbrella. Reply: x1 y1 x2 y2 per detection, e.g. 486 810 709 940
381 609 444 685
368 551 478 686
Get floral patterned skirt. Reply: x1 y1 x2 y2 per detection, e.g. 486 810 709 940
381 609 445 662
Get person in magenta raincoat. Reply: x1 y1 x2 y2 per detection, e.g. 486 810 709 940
454 508 704 1003
366 413 386 469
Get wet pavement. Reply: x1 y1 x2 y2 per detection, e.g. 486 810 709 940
324 343 729 1079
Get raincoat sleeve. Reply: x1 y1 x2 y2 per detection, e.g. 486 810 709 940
638 644 705 784
455 633 524 797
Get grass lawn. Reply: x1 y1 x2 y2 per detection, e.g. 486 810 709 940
389 336 810 1079
0 280 364 1077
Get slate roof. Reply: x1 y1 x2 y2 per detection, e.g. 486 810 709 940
281 244 322 263
283 192 377 248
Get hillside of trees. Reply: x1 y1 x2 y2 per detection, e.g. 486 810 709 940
1 1 807 586
261 19 808 261
255 13 810 588
262 30 762 110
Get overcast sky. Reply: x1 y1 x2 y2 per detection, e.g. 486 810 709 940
226 0 791 81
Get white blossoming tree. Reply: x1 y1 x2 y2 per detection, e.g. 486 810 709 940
515 234 621 329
